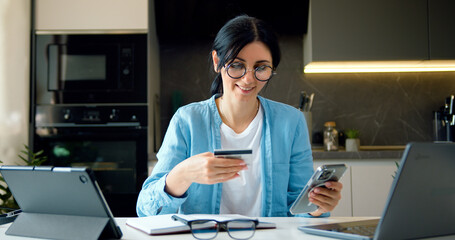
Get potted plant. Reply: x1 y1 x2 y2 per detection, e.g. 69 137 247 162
345 129 360 152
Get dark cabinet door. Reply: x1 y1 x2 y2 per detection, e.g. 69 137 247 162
306 0 429 64
429 0 455 59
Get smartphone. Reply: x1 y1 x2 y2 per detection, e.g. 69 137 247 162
290 164 347 214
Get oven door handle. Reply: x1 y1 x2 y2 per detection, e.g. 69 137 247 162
48 44 64 91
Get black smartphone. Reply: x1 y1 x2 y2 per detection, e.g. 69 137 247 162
290 164 347 214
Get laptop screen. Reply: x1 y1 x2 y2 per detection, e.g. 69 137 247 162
376 142 455 239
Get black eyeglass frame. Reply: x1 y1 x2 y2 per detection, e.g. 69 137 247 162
0 209 21 225
172 215 259 240
225 62 276 82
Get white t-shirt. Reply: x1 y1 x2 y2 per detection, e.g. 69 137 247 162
219 105 263 217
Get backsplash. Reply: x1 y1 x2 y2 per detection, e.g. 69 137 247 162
159 35 455 146
302 72 455 145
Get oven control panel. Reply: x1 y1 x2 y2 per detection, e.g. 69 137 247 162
35 105 147 127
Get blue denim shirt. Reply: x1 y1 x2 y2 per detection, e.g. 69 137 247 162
137 95 327 217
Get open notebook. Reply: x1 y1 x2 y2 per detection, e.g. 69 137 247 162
299 142 455 240
127 214 275 235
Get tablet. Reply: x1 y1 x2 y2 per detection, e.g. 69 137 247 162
0 166 123 239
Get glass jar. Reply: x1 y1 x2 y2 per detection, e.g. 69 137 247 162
323 121 339 151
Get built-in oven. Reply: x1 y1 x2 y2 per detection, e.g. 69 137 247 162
35 33 147 104
33 105 148 217
31 32 151 216
32 32 151 216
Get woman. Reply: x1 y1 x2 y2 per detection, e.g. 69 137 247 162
137 15 342 217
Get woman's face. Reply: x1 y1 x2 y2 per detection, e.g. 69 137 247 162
213 41 273 103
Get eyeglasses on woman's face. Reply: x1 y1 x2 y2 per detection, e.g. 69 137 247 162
226 62 276 82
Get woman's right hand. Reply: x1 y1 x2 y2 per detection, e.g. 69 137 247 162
165 152 248 197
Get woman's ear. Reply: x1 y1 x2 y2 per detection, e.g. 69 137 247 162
212 50 219 72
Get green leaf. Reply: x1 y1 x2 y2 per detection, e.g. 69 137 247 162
18 155 28 162
392 161 400 179
345 129 360 139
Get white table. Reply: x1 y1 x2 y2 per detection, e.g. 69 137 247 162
118 217 378 240
1 216 454 239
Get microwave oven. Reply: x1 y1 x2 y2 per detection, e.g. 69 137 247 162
34 33 147 104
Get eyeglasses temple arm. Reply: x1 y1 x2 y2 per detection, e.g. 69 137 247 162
171 215 189 225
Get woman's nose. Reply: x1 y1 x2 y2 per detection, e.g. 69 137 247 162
242 68 256 83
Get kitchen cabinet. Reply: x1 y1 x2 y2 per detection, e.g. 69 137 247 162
35 0 148 31
314 159 398 217
428 0 455 59
304 0 455 66
350 161 396 216
304 0 428 66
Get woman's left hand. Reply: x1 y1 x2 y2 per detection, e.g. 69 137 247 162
309 181 343 216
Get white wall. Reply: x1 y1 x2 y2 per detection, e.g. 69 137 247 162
0 0 30 164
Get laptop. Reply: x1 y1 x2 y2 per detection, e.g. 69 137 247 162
0 166 123 240
299 142 455 240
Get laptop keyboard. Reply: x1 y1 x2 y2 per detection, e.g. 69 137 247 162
301 219 380 238
331 224 377 237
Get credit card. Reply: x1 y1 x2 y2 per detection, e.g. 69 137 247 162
214 149 252 159
214 149 252 185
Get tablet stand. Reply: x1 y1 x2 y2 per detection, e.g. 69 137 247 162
6 212 111 240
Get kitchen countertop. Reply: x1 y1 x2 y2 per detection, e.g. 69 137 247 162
148 146 405 163
312 145 405 159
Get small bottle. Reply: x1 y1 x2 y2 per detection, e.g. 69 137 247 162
324 121 339 151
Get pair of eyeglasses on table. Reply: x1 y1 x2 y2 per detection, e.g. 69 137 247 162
0 208 22 225
171 215 259 240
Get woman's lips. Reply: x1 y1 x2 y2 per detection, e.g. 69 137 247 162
237 85 254 93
